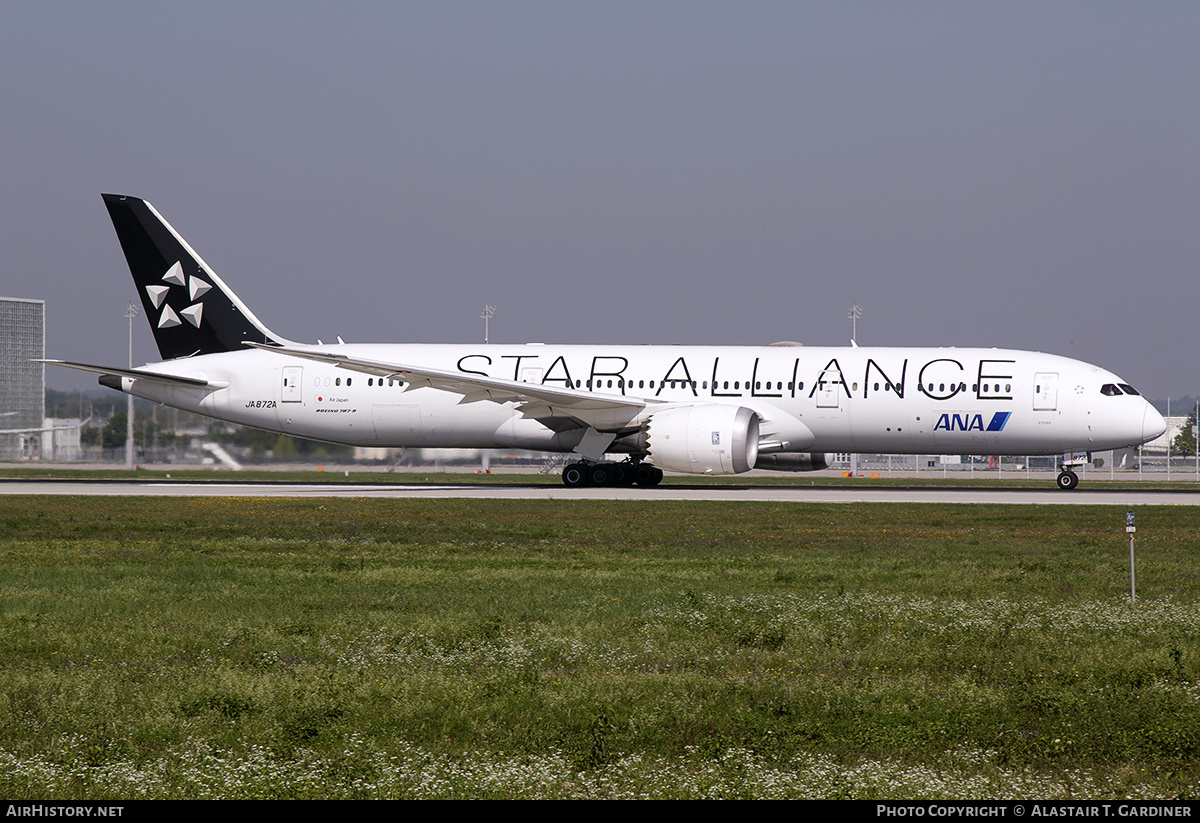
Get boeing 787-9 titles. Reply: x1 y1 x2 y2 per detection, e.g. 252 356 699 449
44 195 1166 489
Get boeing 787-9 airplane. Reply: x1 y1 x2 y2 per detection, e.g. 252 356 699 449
44 194 1166 489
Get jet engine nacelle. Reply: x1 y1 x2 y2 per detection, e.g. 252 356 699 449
644 405 759 475
754 452 833 472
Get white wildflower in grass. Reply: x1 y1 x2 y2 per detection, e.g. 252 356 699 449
644 592 1200 645
0 737 1196 799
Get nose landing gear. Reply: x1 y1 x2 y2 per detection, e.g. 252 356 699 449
1056 451 1089 490
1056 470 1079 490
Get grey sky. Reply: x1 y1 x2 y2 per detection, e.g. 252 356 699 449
2 2 1196 400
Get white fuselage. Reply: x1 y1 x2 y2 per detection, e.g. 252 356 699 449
120 343 1164 460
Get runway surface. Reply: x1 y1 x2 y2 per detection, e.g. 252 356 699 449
3 478 1199 505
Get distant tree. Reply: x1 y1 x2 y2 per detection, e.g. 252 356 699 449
1174 409 1198 457
273 434 298 459
101 411 127 450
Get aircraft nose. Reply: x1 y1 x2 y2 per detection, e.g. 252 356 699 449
1143 403 1167 444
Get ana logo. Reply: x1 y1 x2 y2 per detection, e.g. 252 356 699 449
144 261 210 330
712 431 721 445
934 411 1011 432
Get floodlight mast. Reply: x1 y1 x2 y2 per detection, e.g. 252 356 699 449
848 302 863 345
481 305 497 345
125 301 138 469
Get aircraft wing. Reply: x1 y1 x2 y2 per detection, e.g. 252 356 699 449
38 360 216 388
247 343 657 432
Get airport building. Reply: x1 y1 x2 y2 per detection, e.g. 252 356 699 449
0 297 46 459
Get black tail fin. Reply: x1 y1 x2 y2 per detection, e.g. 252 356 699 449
102 194 291 360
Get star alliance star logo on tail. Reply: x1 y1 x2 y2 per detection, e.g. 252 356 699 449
145 261 210 329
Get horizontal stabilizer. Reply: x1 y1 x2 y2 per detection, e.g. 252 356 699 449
37 360 214 388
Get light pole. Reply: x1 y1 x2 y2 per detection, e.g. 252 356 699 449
125 301 137 469
481 305 497 344
848 302 863 345
846 302 863 475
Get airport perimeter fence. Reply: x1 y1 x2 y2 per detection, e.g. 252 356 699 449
835 452 1200 482
9 447 1200 483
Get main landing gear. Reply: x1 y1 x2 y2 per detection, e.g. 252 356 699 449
561 460 664 488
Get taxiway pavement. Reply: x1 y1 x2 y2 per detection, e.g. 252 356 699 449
3 479 1198 506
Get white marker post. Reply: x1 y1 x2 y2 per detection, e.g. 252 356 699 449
1125 511 1136 605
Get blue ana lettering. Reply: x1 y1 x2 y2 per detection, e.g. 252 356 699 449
934 413 985 432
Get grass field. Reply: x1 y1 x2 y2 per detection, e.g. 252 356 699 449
2 495 1199 798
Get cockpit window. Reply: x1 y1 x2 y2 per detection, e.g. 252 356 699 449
1119 384 1140 396
1100 384 1122 396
